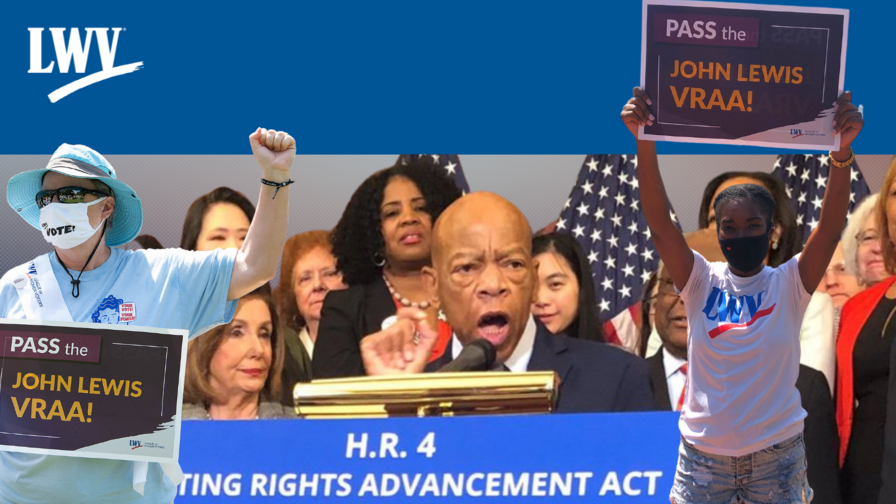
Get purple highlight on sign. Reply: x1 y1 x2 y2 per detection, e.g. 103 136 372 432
654 13 759 48
1 331 102 363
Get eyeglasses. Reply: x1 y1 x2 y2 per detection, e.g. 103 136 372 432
35 187 109 209
857 230 880 248
824 262 848 277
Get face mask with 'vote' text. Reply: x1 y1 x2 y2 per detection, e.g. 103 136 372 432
39 197 107 249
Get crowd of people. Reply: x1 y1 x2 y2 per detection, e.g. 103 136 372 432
4 122 893 503
145 149 895 503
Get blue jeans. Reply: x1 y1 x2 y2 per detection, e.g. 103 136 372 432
670 433 812 504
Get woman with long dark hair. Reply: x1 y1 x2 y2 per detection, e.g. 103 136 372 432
313 158 463 378
531 232 604 342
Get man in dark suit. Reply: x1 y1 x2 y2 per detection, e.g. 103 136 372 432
358 191 654 413
643 228 842 504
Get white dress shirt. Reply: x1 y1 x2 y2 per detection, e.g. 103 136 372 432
663 347 687 410
798 291 836 395
298 327 315 360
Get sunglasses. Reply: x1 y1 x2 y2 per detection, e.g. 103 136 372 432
35 187 109 209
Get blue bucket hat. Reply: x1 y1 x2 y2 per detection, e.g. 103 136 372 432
6 144 143 248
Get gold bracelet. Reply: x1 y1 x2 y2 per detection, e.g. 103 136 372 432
829 148 855 169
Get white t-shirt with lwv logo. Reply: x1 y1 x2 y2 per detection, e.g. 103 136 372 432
676 250 810 456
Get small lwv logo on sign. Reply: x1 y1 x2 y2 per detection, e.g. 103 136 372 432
27 27 144 103
791 129 804 138
130 440 143 450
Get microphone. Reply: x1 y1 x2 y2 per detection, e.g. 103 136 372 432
436 339 497 372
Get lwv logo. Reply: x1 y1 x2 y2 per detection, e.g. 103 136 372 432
28 28 143 103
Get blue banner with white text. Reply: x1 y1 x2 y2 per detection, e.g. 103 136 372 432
176 412 680 502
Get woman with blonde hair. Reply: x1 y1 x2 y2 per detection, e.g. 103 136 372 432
183 286 292 419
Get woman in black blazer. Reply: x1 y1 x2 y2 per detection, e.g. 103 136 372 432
312 158 463 379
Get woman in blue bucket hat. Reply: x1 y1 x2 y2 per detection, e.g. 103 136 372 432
0 128 296 504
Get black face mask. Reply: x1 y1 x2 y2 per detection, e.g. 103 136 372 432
718 232 769 274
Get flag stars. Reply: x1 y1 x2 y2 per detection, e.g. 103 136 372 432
785 163 798 177
602 164 614 177
641 270 653 283
611 214 623 227
445 162 457 175
556 218 567 230
803 154 816 162
811 195 823 210
815 174 827 189
563 198 571 210
590 229 602 242
617 172 629 186
588 250 599 264
785 186 792 198
622 264 635 278
601 277 614 291
774 158 782 170
587 158 599 172
801 169 810 182
608 235 619 248
599 299 611 312
818 155 830 167
630 199 640 211
620 284 632 299
850 192 856 203
798 191 807 204
598 186 610 199
576 202 590 217
604 255 616 270
627 221 639 235
641 249 654 261
796 214 804 226
594 207 606 221
572 224 585 238
808 216 819 231
581 181 594 195
850 168 858 182
631 156 638 168
614 193 626 207
625 243 638 257
431 155 440 164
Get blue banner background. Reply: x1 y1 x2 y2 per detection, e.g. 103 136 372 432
0 0 888 154
176 412 681 502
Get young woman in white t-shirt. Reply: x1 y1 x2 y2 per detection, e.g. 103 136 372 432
621 87 863 504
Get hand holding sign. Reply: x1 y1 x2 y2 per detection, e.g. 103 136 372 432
621 87 655 138
833 91 864 151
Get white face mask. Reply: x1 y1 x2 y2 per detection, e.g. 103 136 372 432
39 197 107 249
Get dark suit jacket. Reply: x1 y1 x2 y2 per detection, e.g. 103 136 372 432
647 350 673 410
313 277 396 379
280 325 313 407
425 323 655 413
647 345 841 504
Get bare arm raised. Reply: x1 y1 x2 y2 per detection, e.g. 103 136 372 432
798 91 864 293
620 87 694 291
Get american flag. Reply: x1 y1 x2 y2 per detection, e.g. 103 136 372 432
772 154 871 247
398 155 470 194
555 155 680 351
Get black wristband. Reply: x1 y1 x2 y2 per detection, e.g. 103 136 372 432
261 178 294 199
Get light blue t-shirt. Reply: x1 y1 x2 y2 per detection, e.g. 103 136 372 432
0 247 238 504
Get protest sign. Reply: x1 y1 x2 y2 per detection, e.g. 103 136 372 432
0 319 187 465
640 0 848 149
